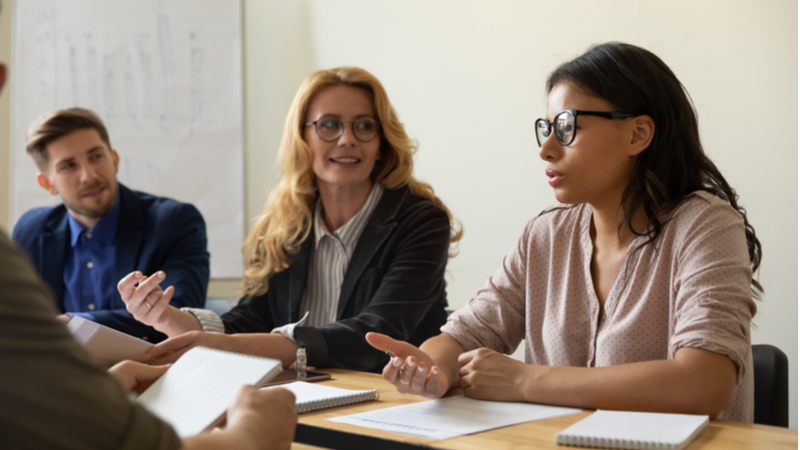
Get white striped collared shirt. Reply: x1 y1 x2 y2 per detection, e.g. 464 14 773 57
182 183 384 337
299 183 384 327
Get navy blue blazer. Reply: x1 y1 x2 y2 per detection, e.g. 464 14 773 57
12 183 210 342
221 186 450 372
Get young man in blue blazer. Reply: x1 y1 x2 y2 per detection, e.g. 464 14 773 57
12 107 209 342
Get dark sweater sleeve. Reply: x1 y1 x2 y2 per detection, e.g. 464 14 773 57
0 231 181 450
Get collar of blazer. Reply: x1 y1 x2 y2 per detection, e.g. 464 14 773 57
288 185 410 322
113 183 147 306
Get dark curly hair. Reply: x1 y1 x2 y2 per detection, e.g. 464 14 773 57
547 42 762 294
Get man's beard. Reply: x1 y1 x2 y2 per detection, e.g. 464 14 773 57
64 182 118 220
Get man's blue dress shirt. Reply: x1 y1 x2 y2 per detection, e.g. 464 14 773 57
63 193 121 320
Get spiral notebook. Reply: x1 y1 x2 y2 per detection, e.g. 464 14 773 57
555 410 709 450
265 381 379 413
137 346 283 438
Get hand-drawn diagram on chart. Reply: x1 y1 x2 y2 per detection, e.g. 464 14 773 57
14 0 244 278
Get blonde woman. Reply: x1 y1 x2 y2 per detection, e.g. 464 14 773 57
117 67 461 372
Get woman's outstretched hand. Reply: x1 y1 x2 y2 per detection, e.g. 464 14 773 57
117 270 204 337
117 271 176 329
365 332 450 399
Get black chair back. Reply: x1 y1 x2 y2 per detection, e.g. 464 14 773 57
752 344 789 427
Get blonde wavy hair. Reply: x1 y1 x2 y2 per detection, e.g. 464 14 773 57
242 67 463 297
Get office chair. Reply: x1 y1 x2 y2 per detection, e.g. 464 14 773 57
752 344 789 427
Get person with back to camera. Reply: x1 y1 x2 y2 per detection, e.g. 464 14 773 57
1 223 298 450
368 42 761 422
117 66 462 372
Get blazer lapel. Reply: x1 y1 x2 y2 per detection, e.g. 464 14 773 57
40 213 69 310
114 185 145 308
288 234 314 322
336 187 407 319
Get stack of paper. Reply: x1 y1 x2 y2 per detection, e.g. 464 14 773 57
329 395 581 440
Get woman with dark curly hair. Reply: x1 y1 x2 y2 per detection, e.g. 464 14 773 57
369 42 760 422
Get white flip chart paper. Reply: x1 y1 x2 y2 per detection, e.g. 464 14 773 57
14 0 244 277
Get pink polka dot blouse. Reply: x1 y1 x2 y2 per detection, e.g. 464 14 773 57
443 191 756 422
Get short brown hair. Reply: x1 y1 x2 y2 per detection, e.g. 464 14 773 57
26 107 112 172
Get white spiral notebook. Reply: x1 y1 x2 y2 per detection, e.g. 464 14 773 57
555 410 709 450
264 381 379 413
137 346 283 438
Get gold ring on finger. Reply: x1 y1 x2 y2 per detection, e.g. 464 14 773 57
144 301 152 309
398 369 403 375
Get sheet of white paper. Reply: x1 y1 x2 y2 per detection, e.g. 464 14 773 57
14 0 244 277
66 316 152 366
328 395 581 440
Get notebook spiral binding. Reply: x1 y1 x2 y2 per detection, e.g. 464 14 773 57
296 390 380 414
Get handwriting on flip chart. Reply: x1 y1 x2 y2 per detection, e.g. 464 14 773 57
15 0 244 278
29 9 207 134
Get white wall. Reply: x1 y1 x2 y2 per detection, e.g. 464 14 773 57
241 0 798 427
1 0 795 429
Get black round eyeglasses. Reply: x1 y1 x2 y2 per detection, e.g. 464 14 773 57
535 110 635 147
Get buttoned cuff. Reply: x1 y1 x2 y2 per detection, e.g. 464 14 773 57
180 307 225 333
271 311 309 343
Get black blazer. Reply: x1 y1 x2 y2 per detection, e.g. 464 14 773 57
221 186 451 372
12 183 210 341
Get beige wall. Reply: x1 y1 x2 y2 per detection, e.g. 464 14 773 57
2 0 797 427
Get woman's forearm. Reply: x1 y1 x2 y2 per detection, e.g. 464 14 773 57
420 333 466 389
522 348 737 418
158 306 204 337
230 333 300 368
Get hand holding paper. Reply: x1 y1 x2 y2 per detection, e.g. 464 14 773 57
225 385 298 450
136 346 284 438
147 331 234 365
109 360 171 395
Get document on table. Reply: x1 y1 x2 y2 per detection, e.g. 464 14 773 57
328 395 581 440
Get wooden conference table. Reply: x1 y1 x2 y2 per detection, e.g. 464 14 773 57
290 369 797 450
